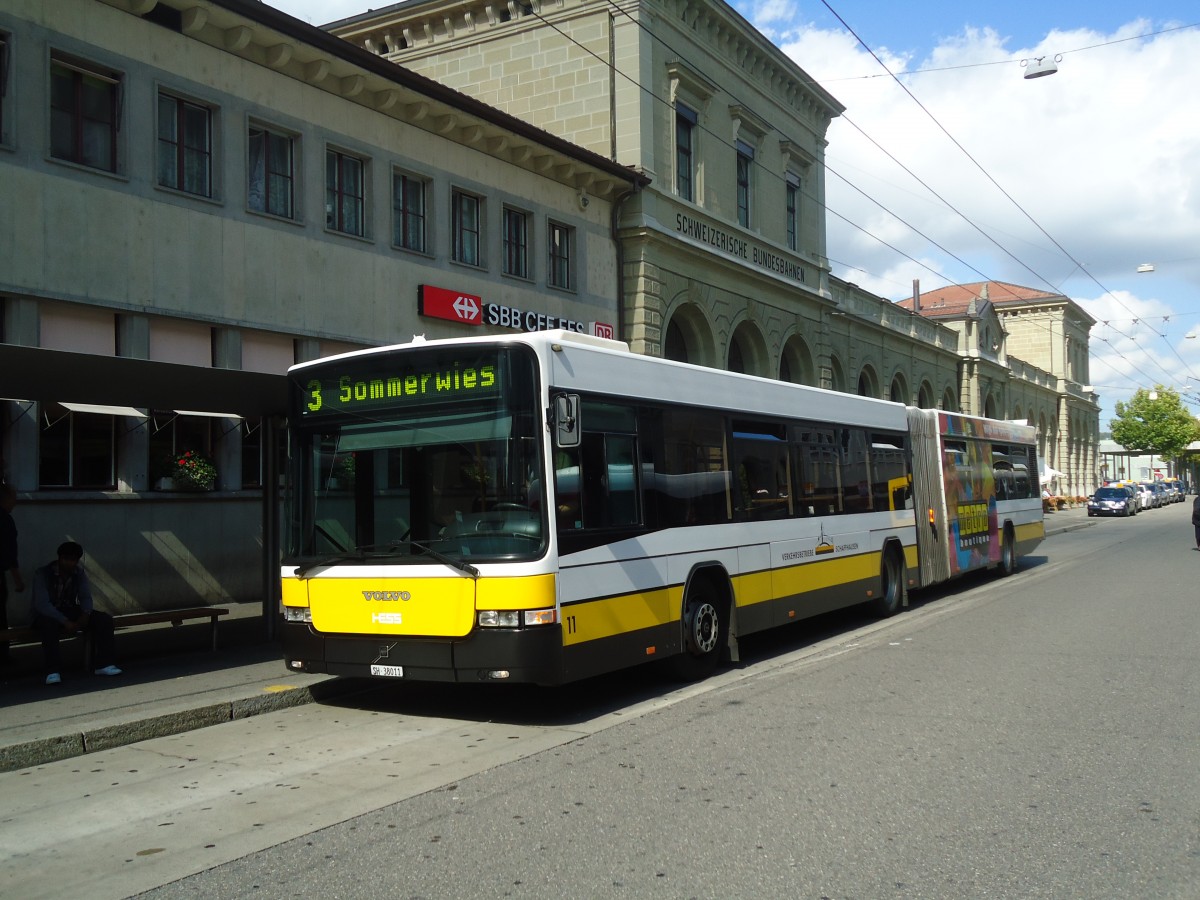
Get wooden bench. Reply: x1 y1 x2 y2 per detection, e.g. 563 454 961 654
0 606 229 671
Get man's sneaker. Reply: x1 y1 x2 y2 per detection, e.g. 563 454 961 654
94 665 122 676
45 672 62 685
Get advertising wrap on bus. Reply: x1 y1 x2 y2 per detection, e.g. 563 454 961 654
942 435 1000 576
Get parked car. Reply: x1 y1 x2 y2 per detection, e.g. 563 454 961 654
1162 480 1184 502
1135 483 1157 510
1087 486 1137 517
1150 482 1170 507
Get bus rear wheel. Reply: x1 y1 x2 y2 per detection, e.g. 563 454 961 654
669 580 727 680
872 546 905 617
999 524 1017 577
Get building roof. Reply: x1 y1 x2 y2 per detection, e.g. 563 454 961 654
897 281 1064 318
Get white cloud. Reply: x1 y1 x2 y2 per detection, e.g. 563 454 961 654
768 17 1200 423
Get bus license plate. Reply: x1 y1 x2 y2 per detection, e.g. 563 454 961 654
370 664 404 678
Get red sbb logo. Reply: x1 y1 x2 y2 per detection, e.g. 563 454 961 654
419 285 483 325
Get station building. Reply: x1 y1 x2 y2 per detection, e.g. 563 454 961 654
902 281 1101 498
0 0 641 617
329 0 1097 493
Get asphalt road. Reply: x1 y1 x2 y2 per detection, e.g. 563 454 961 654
5 504 1198 899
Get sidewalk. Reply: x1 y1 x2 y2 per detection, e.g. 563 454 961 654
0 602 350 773
2 509 1093 773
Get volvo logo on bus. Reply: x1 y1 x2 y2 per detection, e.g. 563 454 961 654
363 590 411 602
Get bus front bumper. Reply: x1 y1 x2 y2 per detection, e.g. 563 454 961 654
281 621 564 685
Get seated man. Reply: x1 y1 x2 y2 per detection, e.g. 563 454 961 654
31 541 121 685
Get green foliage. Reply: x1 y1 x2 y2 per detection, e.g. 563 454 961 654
1110 387 1200 461
172 449 217 491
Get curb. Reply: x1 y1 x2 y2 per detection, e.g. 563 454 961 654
0 678 354 773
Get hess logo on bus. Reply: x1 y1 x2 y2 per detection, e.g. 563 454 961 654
363 591 411 602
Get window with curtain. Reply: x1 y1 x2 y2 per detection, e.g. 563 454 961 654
503 207 529 278
326 149 365 236
158 92 212 197
452 189 481 266
392 171 426 252
248 124 295 219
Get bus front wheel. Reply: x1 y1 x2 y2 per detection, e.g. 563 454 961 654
669 580 727 680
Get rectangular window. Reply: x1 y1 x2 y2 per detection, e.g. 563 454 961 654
733 422 792 521
503 207 529 278
39 406 115 489
675 104 696 202
736 139 754 227
652 407 731 527
248 125 295 219
50 57 119 172
149 412 212 484
326 149 365 236
157 92 212 197
452 189 481 266
548 222 573 290
392 171 426 252
793 426 842 517
785 172 800 251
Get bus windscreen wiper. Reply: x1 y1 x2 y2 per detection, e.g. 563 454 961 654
294 544 401 577
295 540 478 578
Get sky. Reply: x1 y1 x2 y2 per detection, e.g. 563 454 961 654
268 0 1200 431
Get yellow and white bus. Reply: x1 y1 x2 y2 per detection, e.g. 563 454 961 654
281 330 1043 684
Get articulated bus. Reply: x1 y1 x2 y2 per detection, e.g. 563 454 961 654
280 331 1043 684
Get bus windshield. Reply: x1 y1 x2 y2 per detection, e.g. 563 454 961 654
285 344 546 566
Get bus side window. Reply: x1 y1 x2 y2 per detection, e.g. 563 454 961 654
793 427 842 516
572 432 640 530
554 448 582 529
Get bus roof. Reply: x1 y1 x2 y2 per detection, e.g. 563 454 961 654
289 330 912 431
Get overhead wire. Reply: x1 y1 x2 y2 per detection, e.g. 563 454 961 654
813 0 1200 390
432 0 1198 402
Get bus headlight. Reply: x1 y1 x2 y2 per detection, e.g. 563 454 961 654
283 606 313 623
477 609 558 628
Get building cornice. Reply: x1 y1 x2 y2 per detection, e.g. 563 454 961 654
96 0 647 197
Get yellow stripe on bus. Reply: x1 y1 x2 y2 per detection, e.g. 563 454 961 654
562 585 676 646
770 551 881 597
563 550 891 647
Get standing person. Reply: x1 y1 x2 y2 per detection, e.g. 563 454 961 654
31 541 122 685
0 484 26 665
1193 494 1200 551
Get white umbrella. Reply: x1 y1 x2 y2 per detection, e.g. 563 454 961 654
1039 466 1063 485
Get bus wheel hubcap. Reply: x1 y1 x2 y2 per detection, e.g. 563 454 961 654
690 602 718 654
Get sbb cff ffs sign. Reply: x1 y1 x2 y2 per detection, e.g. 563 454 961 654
419 285 482 325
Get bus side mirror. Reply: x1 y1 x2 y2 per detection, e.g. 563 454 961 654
554 394 580 448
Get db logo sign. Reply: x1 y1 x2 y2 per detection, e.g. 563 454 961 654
591 322 615 339
420 285 483 325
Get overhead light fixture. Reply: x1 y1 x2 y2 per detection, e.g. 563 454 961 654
1022 55 1061 79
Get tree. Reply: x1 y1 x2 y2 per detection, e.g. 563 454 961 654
1110 387 1200 463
